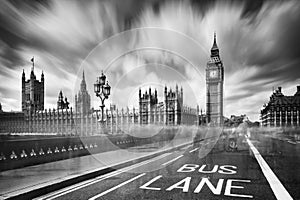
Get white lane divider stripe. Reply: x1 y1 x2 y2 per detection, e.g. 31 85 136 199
162 155 183 166
189 147 199 153
38 153 171 200
89 173 146 200
246 138 293 200
287 141 296 145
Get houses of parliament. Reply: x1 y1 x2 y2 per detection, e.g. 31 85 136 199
0 33 224 134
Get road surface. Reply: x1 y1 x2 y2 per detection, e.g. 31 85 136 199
36 130 300 200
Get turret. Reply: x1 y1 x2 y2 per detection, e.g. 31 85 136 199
74 69 91 115
58 90 63 100
139 88 141 98
181 86 183 98
164 85 167 95
64 97 69 109
21 69 26 111
80 70 87 91
22 69 25 82
41 71 44 82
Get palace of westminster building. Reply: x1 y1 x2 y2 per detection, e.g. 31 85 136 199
0 33 228 134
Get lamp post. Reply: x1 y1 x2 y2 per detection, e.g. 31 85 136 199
94 71 111 126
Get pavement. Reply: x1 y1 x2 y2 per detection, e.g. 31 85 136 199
0 135 194 200
1 129 300 200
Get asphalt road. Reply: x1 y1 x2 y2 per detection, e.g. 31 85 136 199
36 131 300 200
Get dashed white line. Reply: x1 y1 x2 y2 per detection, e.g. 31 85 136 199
37 153 171 200
246 137 293 200
89 173 146 200
189 147 199 153
162 155 183 166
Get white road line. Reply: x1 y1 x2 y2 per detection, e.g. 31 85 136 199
287 141 296 145
37 153 171 200
89 173 146 200
189 147 199 153
182 144 193 150
246 138 293 200
162 155 183 166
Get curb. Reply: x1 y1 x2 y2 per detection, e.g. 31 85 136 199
2 138 200 200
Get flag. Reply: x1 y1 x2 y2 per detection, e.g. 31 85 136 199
31 57 34 63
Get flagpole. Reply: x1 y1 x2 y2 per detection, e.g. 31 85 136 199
31 56 34 72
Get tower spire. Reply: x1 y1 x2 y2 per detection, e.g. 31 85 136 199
80 70 87 91
212 32 218 50
210 32 219 57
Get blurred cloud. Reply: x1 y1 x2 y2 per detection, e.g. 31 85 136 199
0 0 299 121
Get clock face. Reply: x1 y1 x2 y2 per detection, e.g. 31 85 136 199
169 102 174 109
209 70 218 78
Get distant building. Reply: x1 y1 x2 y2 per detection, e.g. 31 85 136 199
139 85 198 125
261 86 300 127
226 114 247 127
0 60 201 135
21 68 44 114
57 90 70 110
206 33 224 126
75 71 91 116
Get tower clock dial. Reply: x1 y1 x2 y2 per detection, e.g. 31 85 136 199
209 70 218 78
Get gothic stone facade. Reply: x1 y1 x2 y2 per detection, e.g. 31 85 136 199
22 68 44 114
75 71 91 116
206 33 224 126
0 68 200 135
57 90 70 110
139 86 199 126
261 86 300 127
0 86 200 135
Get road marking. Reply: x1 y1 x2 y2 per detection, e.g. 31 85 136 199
189 147 199 153
89 173 146 200
287 141 296 145
37 153 171 200
162 155 184 166
246 137 293 200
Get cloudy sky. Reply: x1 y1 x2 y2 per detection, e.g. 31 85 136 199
0 0 300 121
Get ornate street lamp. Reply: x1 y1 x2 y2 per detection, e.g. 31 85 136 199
94 71 111 125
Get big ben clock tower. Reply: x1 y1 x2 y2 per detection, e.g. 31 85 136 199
206 33 224 126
